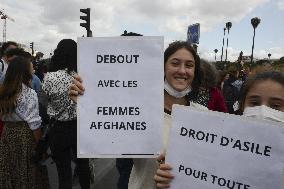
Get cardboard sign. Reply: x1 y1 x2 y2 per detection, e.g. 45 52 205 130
167 105 284 189
78 37 164 158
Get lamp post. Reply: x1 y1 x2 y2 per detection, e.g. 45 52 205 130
250 17 261 64
220 27 226 62
225 22 232 63
214 49 218 61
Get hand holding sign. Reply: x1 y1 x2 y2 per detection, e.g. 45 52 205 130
77 37 164 158
69 74 84 103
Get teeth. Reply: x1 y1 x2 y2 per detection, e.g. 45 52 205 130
176 78 186 81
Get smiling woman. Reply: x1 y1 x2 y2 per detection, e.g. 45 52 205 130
128 41 207 189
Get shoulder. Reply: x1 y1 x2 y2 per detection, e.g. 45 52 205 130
21 84 37 99
33 74 41 82
18 85 38 107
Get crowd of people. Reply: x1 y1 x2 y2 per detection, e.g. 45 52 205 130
0 39 283 189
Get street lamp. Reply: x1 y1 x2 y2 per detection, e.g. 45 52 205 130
220 27 226 62
214 49 218 61
268 53 271 59
250 17 261 64
225 22 232 63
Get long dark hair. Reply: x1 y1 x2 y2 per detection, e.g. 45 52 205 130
49 39 77 73
200 59 218 89
239 71 284 112
164 41 202 100
0 57 33 114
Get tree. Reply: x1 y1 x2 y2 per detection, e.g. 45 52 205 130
250 17 261 64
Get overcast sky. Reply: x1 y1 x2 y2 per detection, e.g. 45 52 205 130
1 0 284 61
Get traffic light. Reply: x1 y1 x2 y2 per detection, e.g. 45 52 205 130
80 8 91 36
30 42 34 55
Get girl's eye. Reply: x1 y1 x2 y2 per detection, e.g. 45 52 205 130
171 61 179 66
248 100 260 107
270 103 282 111
185 63 194 68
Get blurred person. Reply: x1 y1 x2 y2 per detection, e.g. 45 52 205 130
20 51 42 94
223 66 241 114
217 70 229 91
0 47 25 137
42 39 90 189
0 48 27 84
192 59 227 112
69 41 207 189
0 41 18 79
0 56 49 189
154 71 284 188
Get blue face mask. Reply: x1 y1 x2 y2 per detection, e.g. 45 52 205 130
164 79 192 98
243 105 284 123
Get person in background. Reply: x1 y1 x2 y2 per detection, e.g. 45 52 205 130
192 59 227 112
0 56 49 189
0 41 18 79
217 70 229 91
222 66 241 114
42 39 90 189
22 51 42 94
0 48 28 84
0 47 26 137
154 71 284 188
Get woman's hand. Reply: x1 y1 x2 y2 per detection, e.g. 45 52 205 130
154 154 174 188
69 74 85 103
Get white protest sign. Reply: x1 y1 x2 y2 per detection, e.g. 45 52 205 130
166 105 284 189
78 37 164 158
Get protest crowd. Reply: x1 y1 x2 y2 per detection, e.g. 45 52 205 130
0 33 283 189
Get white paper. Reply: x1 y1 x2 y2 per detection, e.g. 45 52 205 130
77 37 164 158
166 105 284 189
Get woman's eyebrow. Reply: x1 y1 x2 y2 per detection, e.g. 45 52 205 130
247 95 260 99
270 97 284 101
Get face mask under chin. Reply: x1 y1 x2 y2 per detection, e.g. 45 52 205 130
164 79 192 98
243 105 284 123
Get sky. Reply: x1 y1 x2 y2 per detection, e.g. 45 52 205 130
1 0 284 61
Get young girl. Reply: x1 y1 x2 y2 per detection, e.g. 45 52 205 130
154 70 284 188
0 56 48 189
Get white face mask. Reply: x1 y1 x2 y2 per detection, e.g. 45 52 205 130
243 105 284 123
164 79 192 98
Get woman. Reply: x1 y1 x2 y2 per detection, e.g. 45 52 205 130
192 59 227 112
42 39 90 189
0 56 48 189
223 66 241 114
154 71 284 188
69 41 207 189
